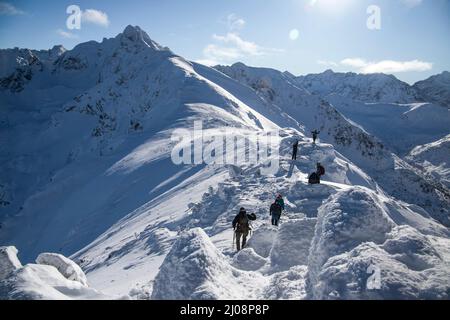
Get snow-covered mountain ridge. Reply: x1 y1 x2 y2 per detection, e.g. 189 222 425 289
1 26 449 300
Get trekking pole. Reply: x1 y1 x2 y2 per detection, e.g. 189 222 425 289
232 231 235 250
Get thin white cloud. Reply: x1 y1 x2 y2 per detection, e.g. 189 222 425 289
56 29 79 39
199 13 283 66
212 33 265 56
400 0 423 8
362 60 432 73
0 2 25 15
341 58 368 69
227 13 245 31
82 9 109 27
341 58 432 73
202 33 283 65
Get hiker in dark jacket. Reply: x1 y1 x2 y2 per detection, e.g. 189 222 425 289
232 208 256 251
308 172 321 184
292 140 299 160
311 130 320 144
270 201 283 226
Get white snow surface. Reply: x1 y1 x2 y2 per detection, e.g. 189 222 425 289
36 252 88 286
1 26 449 300
406 135 450 188
0 246 117 300
0 246 22 280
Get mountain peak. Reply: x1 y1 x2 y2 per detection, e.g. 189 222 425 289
231 62 247 68
50 45 67 56
123 25 144 38
119 25 166 51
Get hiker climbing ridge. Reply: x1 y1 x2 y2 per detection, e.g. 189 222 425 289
311 130 320 145
292 140 299 160
232 207 257 251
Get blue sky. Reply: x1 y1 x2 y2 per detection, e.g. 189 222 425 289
1 0 449 83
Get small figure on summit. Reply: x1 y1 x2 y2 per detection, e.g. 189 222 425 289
292 140 299 160
311 130 320 145
232 208 256 251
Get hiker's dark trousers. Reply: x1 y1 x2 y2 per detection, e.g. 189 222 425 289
236 231 248 251
292 150 297 160
271 215 281 226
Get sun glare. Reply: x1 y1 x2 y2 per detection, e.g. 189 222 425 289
307 0 355 14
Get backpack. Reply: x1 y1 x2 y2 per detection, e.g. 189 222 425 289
236 213 250 233
275 198 285 210
318 165 325 176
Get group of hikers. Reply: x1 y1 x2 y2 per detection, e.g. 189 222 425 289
293 130 326 184
291 130 320 160
232 194 284 251
232 130 325 252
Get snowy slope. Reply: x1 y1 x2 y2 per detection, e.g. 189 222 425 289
294 69 421 104
0 26 279 262
414 71 450 108
291 70 449 155
214 63 450 227
406 135 450 188
1 26 449 300
324 95 450 155
73 132 380 296
147 140 449 300
308 188 450 299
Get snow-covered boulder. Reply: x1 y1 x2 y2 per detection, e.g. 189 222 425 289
0 263 111 300
232 248 268 271
151 228 265 300
246 225 278 258
307 187 450 299
0 247 22 281
270 218 316 271
0 249 118 300
36 253 88 286
311 227 450 300
308 188 395 289
263 266 308 300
